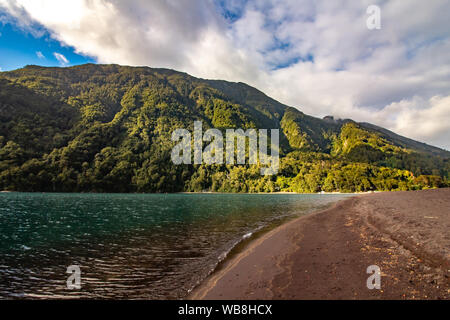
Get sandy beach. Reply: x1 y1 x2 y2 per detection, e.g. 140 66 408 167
190 189 450 300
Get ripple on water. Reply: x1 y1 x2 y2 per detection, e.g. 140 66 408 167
0 193 351 299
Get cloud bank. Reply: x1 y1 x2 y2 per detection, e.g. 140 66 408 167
1 0 449 150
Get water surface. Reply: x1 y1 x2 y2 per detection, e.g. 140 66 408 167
0 193 351 299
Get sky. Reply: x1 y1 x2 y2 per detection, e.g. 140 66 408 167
0 0 449 150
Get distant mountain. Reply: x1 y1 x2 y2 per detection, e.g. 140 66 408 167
0 64 448 192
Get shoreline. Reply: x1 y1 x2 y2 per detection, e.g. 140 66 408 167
188 198 351 300
177 191 362 195
188 198 354 300
186 195 351 298
190 189 450 300
0 190 382 195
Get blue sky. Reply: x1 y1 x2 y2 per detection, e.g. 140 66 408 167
0 0 240 72
0 18 93 71
0 0 449 150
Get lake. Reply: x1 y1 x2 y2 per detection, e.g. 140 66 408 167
0 193 351 299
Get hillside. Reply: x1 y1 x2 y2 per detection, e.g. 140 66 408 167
0 64 449 193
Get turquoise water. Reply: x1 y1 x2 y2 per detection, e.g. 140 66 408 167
0 193 350 299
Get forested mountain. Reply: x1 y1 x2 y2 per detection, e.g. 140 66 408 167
0 64 449 193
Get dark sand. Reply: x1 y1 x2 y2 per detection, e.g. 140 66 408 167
190 189 450 300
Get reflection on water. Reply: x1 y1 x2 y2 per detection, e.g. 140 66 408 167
0 193 350 299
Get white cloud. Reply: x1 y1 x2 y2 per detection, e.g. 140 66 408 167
0 0 449 150
53 52 68 65
374 95 450 149
0 0 46 37
36 51 44 59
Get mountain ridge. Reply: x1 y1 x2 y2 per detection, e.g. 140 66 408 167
4 63 449 154
0 63 448 192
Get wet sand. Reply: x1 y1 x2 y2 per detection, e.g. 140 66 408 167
190 189 450 300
